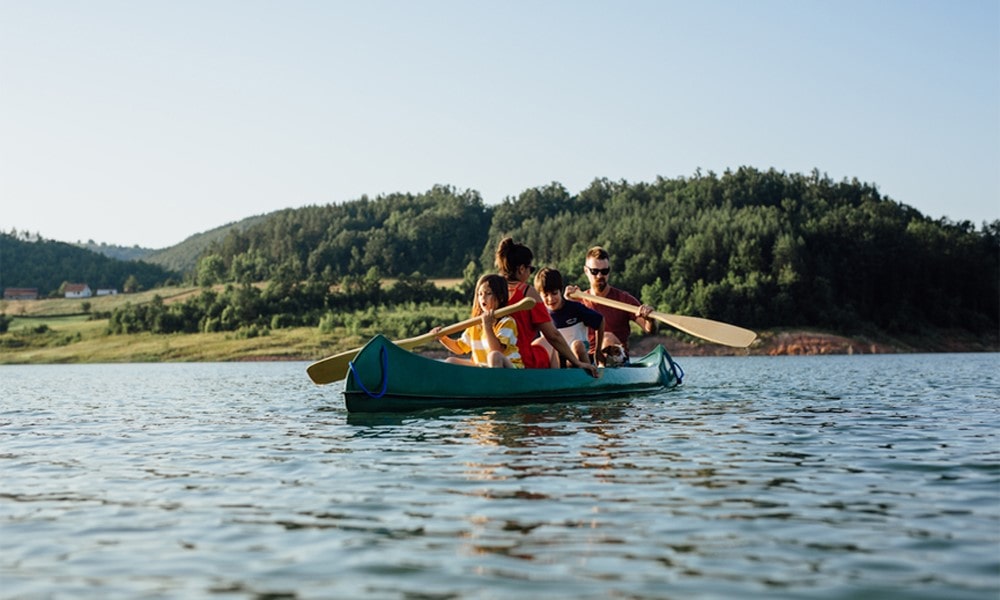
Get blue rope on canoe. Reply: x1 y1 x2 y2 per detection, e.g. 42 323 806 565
670 359 684 384
347 345 389 399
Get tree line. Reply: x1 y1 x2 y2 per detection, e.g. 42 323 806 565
192 185 491 286
106 270 464 337
184 168 997 337
6 168 996 340
481 169 998 334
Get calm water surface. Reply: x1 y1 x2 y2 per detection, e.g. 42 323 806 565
1 354 998 599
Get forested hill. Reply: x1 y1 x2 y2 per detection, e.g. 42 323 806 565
0 234 179 296
197 168 998 336
3 168 996 337
68 215 271 273
75 241 154 262
142 214 272 274
480 170 998 334
196 185 492 283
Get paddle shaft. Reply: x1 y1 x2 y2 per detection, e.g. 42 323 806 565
393 297 536 349
567 290 757 348
306 297 537 384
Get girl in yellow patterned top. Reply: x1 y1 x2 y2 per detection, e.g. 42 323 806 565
433 274 524 368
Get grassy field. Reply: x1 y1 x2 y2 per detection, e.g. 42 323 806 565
1 286 201 318
0 311 372 365
7 314 91 333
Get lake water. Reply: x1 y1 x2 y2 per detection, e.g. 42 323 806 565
1 353 998 599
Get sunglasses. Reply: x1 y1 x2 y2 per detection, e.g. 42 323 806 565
587 267 610 276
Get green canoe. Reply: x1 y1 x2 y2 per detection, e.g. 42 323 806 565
342 334 683 413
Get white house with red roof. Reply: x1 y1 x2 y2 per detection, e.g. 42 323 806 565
64 283 93 298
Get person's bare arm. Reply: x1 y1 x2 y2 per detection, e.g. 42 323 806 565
636 304 656 334
480 311 503 353
595 319 605 365
432 326 464 355
538 321 598 377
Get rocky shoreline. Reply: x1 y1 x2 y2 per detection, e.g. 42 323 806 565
636 329 999 357
411 329 998 363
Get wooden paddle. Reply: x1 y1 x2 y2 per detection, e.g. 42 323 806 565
567 290 757 348
306 297 537 384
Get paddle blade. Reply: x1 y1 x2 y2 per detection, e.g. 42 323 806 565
568 290 757 348
653 313 757 348
306 348 361 385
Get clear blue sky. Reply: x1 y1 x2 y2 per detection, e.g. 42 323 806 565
1 0 997 249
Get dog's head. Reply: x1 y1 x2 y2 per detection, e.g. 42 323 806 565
601 344 627 368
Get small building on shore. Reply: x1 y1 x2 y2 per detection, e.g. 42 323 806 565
3 287 39 300
64 283 93 299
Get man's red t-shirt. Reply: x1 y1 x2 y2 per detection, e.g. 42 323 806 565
581 286 642 354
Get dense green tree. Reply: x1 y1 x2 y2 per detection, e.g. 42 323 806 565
123 275 141 293
196 255 226 287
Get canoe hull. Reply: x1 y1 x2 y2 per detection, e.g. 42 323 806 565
343 334 682 413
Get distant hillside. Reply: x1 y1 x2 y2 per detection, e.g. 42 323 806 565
187 172 997 337
6 169 996 341
199 186 492 283
0 234 179 296
76 241 155 262
69 214 273 275
142 214 271 274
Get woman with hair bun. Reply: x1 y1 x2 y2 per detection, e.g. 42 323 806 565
495 237 598 377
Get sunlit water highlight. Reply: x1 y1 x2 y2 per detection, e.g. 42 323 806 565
1 353 998 599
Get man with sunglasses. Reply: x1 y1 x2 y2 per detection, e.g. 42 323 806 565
569 246 655 363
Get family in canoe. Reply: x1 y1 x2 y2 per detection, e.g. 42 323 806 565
431 238 657 376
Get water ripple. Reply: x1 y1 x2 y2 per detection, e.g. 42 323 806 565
1 355 998 599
